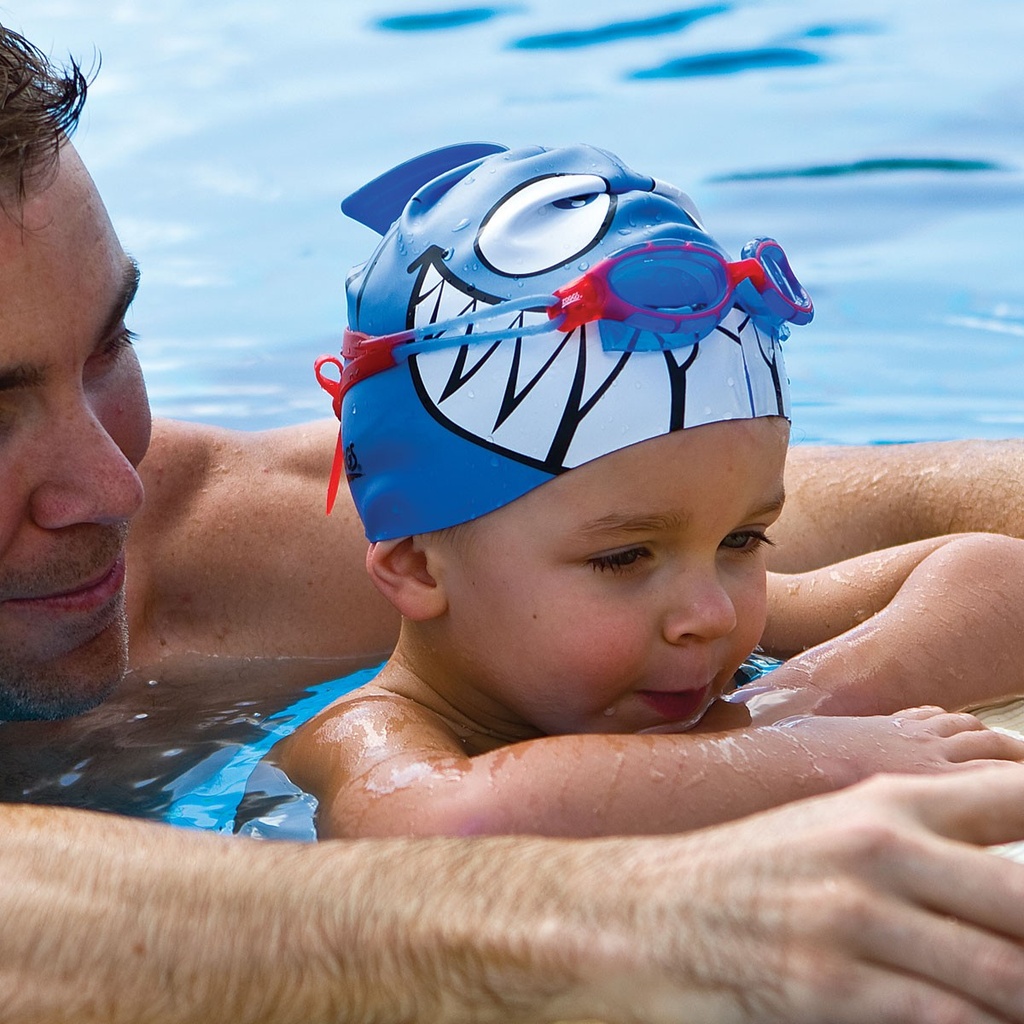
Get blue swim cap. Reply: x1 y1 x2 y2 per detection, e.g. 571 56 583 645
331 143 800 541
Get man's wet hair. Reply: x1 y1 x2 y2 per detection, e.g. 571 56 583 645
0 23 89 207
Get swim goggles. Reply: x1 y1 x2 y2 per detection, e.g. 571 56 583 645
315 236 811 418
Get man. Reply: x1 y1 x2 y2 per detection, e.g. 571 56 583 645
5 24 1024 1022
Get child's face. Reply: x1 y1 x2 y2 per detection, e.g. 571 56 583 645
424 416 789 736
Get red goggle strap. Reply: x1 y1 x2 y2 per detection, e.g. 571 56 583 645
314 354 352 515
314 335 405 514
315 355 345 419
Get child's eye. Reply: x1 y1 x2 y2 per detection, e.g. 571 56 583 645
588 546 652 573
720 530 773 554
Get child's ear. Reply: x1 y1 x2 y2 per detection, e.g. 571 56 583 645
365 538 448 620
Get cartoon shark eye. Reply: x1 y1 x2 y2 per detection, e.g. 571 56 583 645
475 173 613 277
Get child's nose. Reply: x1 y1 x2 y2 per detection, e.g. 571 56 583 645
661 572 737 644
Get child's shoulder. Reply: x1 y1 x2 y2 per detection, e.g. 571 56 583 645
273 681 468 791
314 682 445 737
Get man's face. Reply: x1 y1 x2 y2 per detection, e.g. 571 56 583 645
0 144 151 719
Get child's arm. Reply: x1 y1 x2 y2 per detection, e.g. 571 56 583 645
756 533 1024 720
276 694 1024 838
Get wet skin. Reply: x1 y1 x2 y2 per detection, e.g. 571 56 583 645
0 147 150 719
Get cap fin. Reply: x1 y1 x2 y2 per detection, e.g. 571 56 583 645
342 143 509 234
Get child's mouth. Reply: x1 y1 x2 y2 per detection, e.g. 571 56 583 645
636 685 710 724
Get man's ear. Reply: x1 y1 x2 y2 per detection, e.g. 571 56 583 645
365 538 448 620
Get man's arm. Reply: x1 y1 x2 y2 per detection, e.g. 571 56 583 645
127 418 400 677
6 769 1024 1023
772 440 1024 572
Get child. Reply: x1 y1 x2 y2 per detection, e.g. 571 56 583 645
278 143 1024 838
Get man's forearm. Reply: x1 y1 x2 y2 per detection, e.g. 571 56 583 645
0 805 639 1023
0 807 730 1023
8 775 1024 1024
773 440 1024 572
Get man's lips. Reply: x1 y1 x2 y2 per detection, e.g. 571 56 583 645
637 685 711 723
3 555 126 612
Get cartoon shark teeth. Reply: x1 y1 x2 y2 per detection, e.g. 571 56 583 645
410 259 550 338
405 251 787 477
411 262 479 329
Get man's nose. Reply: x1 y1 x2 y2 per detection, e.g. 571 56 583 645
30 408 145 529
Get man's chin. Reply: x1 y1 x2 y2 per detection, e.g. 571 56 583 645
0 616 128 722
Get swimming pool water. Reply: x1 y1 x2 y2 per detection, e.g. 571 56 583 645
16 0 1024 441
3 1 1022 829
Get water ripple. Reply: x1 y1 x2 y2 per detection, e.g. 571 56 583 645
376 7 511 32
711 157 1007 181
631 46 821 78
798 22 881 39
511 5 729 50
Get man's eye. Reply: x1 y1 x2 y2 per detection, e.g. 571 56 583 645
101 328 137 358
87 328 137 373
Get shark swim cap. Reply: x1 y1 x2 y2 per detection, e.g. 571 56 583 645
320 143 810 541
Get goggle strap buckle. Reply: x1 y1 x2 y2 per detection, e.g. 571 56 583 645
552 274 607 334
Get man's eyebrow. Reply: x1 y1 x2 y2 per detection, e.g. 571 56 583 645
0 363 44 392
0 257 141 392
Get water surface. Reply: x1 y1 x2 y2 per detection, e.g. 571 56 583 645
15 0 1023 443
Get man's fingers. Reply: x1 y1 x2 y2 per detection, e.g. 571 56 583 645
887 835 1024 942
844 892 1024 1021
830 772 1024 1016
875 766 1024 847
754 954 1016 1024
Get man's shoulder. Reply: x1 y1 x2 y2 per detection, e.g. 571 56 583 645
146 417 336 477
141 419 220 505
140 417 338 513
